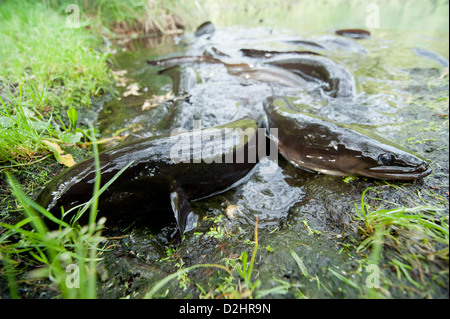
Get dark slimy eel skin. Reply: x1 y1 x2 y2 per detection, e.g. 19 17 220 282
36 118 260 243
227 66 312 87
240 48 322 58
146 55 251 70
263 96 432 180
194 21 215 38
147 54 356 97
335 29 371 39
266 56 357 98
147 56 312 88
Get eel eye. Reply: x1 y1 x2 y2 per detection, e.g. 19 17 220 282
378 153 392 165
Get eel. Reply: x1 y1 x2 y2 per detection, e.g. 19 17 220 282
36 118 260 243
240 48 321 58
159 65 199 96
284 39 327 50
266 56 357 98
226 65 313 87
203 47 231 58
148 56 312 88
147 55 251 70
194 21 215 38
154 65 200 131
335 29 371 39
412 48 449 67
316 35 369 54
174 21 216 46
263 96 431 180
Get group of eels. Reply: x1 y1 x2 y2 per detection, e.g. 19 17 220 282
36 23 432 243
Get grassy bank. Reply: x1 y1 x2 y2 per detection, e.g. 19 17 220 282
0 0 111 166
0 0 199 298
0 0 200 167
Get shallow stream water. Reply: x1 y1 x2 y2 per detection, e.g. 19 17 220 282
93 1 448 298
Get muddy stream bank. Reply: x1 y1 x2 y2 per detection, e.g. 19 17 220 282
77 23 450 299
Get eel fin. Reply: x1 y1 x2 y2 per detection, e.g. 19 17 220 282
169 187 198 244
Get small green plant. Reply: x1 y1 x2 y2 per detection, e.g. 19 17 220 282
58 107 91 144
204 214 229 239
206 225 227 239
174 259 191 290
302 220 321 236
233 217 261 297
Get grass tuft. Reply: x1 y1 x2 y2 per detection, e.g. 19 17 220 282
353 186 449 296
0 130 132 298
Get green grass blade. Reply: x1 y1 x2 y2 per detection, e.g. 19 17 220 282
145 264 231 299
290 250 309 278
328 268 360 290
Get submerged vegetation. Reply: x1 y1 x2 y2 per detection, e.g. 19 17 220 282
0 0 448 299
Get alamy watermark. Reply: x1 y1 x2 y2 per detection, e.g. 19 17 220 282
65 4 80 28
65 263 80 289
365 3 380 29
366 264 380 289
169 120 279 173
